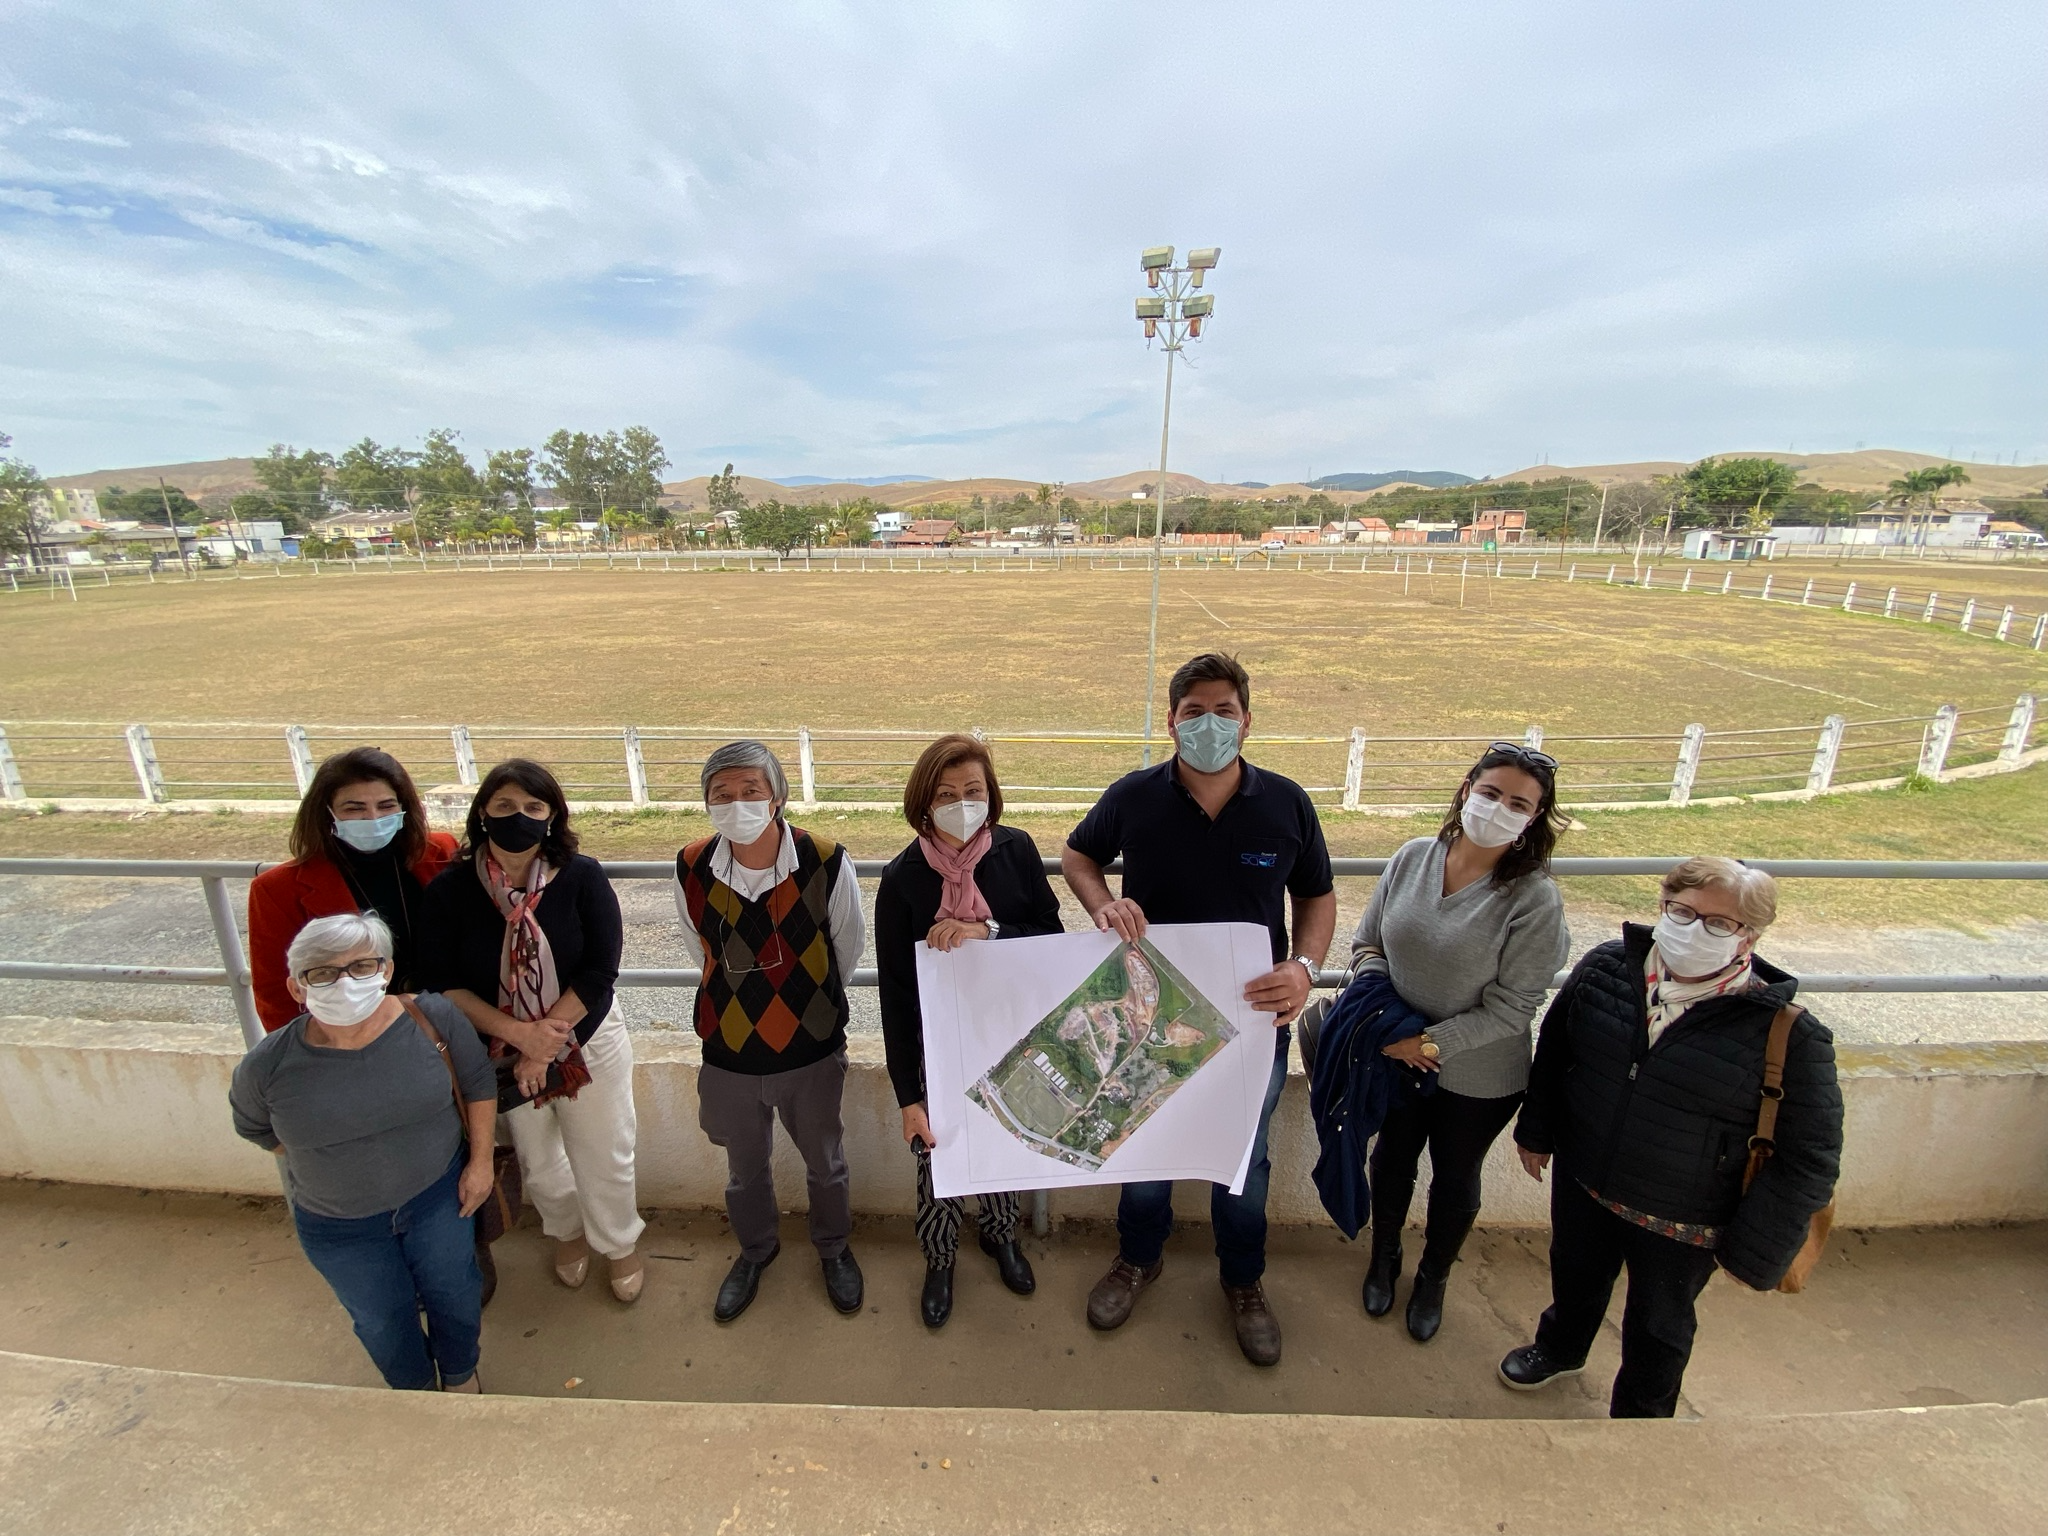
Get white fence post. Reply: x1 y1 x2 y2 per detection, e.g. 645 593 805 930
1806 714 1847 793
1961 598 1977 634
0 726 24 802
1342 727 1366 811
1801 578 1814 606
1841 582 1857 612
1884 587 1897 618
1566 564 1576 582
1523 724 1545 751
624 726 648 807
1719 570 1732 594
451 726 478 787
797 726 818 808
1997 605 2014 642
1761 574 1773 601
1669 724 1705 806
1922 592 1939 622
2001 695 2037 764
2034 614 2047 651
284 725 315 794
1919 704 1959 781
1606 564 1616 584
125 724 167 804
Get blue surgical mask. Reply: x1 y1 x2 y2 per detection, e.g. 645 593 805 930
333 811 404 853
1174 712 1242 775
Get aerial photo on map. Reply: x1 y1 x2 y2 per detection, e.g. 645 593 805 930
966 939 1238 1171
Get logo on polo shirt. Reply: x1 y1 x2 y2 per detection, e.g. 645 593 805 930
1241 850 1278 868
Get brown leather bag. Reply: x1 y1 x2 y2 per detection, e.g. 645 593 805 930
401 996 523 1245
1741 1002 1835 1293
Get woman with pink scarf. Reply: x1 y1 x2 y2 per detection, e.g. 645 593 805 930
876 734 1064 1329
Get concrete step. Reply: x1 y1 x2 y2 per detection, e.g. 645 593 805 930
1 1349 2042 1535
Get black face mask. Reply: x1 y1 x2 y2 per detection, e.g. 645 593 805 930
482 810 549 853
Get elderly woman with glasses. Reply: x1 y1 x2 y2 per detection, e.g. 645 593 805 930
1500 856 1843 1417
1340 741 1570 1344
674 740 868 1323
230 912 497 1392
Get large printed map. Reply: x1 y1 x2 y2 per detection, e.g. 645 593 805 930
965 938 1238 1171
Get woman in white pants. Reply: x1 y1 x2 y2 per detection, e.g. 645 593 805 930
422 758 645 1302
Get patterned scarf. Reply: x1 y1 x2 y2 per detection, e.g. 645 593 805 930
1644 946 1756 1044
477 848 588 1101
917 826 994 923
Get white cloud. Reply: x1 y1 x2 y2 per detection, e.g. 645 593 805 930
1 0 2044 476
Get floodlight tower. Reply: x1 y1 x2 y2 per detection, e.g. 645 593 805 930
1134 244 1220 765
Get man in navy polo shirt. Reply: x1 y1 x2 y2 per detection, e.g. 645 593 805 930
1062 652 1336 1366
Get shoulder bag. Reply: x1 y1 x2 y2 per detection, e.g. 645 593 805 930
400 996 523 1245
1741 1002 1835 1293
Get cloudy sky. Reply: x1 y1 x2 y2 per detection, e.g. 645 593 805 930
3 1 2044 482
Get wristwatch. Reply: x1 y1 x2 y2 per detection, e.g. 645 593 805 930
1292 954 1320 984
1419 1030 1441 1061
986 919 1002 938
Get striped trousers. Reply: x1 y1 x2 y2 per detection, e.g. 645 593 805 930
913 1141 1020 1267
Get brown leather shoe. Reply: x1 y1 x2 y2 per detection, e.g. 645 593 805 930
1223 1280 1282 1366
1086 1257 1163 1330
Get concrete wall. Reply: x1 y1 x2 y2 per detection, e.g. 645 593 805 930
2 1015 2044 1229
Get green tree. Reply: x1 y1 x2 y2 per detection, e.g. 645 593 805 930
483 447 537 515
706 462 748 514
249 444 334 531
0 432 50 563
1680 457 1797 530
99 482 203 524
617 426 670 520
736 498 818 555
413 428 482 513
333 438 417 512
1886 464 1971 546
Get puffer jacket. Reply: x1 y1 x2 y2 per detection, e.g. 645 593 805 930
1515 923 1843 1291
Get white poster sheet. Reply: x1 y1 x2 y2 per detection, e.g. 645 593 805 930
916 922 1277 1200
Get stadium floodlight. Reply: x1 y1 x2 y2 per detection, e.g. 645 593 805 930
1130 244 1221 765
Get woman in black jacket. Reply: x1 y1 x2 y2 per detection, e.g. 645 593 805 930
1500 856 1842 1417
420 759 644 1305
876 733 1063 1328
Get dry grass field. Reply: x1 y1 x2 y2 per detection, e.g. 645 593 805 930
2 561 2044 808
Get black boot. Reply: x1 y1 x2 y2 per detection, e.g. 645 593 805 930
1362 1240 1402 1319
979 1232 1037 1295
921 1264 955 1328
1405 1263 1448 1343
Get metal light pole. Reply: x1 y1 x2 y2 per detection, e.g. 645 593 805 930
1134 245 1219 765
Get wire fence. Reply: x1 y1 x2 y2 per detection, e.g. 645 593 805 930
0 693 2037 813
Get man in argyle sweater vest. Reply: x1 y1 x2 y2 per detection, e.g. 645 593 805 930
676 742 868 1322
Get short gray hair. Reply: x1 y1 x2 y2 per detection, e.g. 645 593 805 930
701 740 789 803
1662 856 1777 930
285 912 394 978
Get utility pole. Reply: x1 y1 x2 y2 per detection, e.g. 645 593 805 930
1590 482 1609 552
158 477 192 574
1133 245 1220 766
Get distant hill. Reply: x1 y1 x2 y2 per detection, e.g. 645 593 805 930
1484 450 2048 499
769 475 936 487
1310 470 1475 491
46 457 261 498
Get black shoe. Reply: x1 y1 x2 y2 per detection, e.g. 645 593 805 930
713 1244 779 1323
979 1232 1037 1295
1362 1243 1401 1318
921 1265 954 1328
822 1249 865 1314
1405 1265 1447 1343
1499 1343 1586 1391
475 1240 498 1311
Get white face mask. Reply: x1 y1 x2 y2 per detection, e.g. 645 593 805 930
1460 793 1533 849
303 970 388 1028
1653 911 1746 976
931 799 990 841
709 798 777 846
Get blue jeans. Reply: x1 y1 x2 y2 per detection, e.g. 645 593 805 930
291 1153 482 1391
1117 1027 1291 1288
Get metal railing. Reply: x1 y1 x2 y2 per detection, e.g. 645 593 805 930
1 692 2037 813
2 856 2044 1052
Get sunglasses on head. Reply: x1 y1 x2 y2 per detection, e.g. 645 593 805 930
1486 741 1559 774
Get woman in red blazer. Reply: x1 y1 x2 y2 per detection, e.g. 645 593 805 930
248 747 458 1032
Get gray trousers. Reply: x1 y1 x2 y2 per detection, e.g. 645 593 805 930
697 1050 851 1263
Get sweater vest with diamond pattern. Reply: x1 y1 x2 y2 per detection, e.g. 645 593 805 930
678 829 850 1074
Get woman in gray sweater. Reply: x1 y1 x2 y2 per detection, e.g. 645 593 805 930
231 912 497 1391
1350 742 1569 1342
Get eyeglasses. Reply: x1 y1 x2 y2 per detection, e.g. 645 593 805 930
1486 741 1558 774
1662 900 1748 939
299 957 386 987
713 914 790 978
